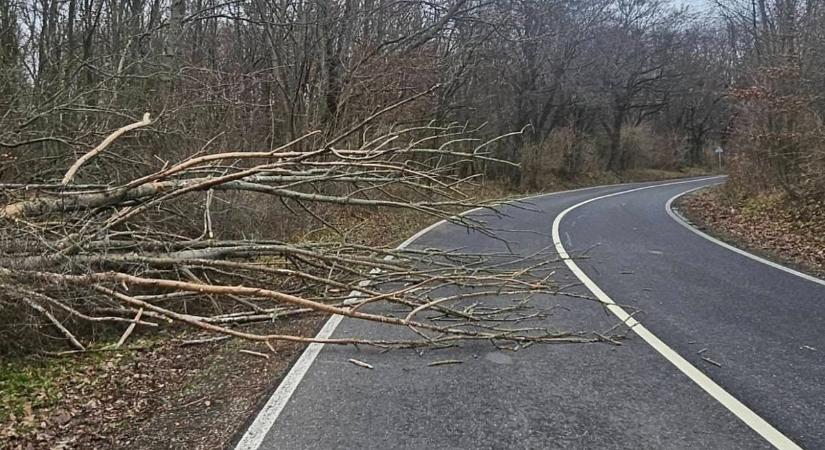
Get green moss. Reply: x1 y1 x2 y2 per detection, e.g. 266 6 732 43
0 358 67 421
0 343 140 422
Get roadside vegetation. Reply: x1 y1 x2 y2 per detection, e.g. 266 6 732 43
679 0 825 278
680 191 825 277
1 0 822 446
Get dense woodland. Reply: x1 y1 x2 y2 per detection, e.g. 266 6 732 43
0 0 824 354
1 0 823 191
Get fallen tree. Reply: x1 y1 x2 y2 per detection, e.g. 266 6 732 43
0 98 612 354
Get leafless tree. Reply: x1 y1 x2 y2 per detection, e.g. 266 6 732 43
6 0 823 353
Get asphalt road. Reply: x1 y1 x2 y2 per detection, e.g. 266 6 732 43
235 177 825 450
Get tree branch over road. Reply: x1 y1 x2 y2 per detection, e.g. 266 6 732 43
1 101 608 351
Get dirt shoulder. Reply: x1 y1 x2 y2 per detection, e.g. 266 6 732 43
2 318 325 450
677 187 825 278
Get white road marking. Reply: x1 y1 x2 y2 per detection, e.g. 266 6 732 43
234 181 626 450
552 177 803 450
232 314 345 449
235 176 764 450
666 186 825 287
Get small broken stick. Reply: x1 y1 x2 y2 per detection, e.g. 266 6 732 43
348 358 374 369
428 359 462 367
240 349 270 359
701 356 722 367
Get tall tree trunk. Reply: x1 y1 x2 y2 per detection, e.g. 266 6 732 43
606 108 625 172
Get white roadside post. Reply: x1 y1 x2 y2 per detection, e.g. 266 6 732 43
715 146 724 171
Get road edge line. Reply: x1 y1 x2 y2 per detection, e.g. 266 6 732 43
666 186 825 287
233 180 632 450
552 177 802 450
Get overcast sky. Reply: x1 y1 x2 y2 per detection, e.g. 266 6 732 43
673 0 715 12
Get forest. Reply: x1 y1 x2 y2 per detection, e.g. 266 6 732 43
0 0 819 186
1 0 824 446
1 0 824 352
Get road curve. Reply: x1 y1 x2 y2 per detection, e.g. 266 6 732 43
235 177 825 450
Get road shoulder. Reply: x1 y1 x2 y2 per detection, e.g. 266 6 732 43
675 186 825 279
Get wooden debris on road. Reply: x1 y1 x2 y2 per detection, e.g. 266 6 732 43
428 359 462 367
348 358 374 370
